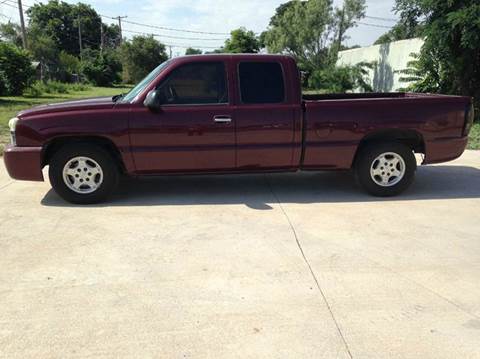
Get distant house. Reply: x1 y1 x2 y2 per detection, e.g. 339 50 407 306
31 61 42 80
337 38 424 92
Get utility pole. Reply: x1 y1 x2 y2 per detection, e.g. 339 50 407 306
100 23 104 54
77 15 83 60
169 45 172 59
115 16 127 44
336 7 346 52
17 0 27 49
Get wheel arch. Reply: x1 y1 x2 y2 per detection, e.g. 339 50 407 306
42 136 126 173
353 129 425 166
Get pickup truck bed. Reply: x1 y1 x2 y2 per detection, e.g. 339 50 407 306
302 92 471 169
3 54 474 204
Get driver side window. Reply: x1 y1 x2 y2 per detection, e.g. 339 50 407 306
158 62 228 105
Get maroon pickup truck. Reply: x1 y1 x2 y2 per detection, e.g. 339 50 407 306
4 54 475 204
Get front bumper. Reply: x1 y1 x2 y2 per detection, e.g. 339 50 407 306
3 145 44 181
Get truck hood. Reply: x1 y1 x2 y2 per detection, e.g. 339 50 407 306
18 96 116 118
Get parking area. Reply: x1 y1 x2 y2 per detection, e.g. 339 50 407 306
1 150 480 358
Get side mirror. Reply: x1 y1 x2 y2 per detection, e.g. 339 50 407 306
143 89 163 111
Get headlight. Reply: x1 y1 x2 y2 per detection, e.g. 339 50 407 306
8 117 19 146
8 117 19 132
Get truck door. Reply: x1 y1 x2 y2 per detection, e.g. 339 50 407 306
129 61 235 173
233 60 298 170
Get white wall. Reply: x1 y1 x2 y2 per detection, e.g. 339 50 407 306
337 38 424 92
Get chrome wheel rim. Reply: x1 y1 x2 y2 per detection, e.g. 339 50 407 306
370 152 406 187
62 156 104 194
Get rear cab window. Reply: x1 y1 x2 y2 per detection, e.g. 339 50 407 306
238 62 286 104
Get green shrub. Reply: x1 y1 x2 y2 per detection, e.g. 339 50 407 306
0 71 7 95
58 51 81 82
23 80 91 97
68 82 91 92
23 82 45 97
0 42 35 95
49 81 69 93
81 49 122 86
308 63 373 93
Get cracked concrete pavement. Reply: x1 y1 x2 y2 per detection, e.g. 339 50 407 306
1 150 480 358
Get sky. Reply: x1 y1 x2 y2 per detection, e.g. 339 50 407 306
0 0 398 55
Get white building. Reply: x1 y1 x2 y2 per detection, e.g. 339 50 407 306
337 38 424 92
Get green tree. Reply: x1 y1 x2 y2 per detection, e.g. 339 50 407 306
27 28 59 81
263 0 365 74
58 51 81 81
269 1 298 27
120 36 168 83
0 23 23 48
395 0 480 118
374 0 423 44
101 23 121 50
26 0 104 56
332 0 366 53
0 42 35 95
80 49 122 86
185 48 202 55
309 62 373 92
223 28 260 53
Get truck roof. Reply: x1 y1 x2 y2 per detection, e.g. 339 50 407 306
173 53 294 62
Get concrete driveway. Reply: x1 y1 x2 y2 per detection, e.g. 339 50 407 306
1 151 480 358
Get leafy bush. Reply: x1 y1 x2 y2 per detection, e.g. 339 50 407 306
44 81 69 94
58 51 81 82
0 71 7 95
23 80 91 97
23 82 45 97
81 49 122 86
185 48 202 55
0 42 35 95
68 82 91 92
223 28 260 53
308 63 373 93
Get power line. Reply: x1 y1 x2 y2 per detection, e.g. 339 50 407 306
1 0 33 12
1 1 20 10
2 0 398 48
357 21 394 29
0 4 219 50
3 0 32 6
100 14 230 36
122 28 225 41
365 15 398 23
162 42 219 50
2 3 401 29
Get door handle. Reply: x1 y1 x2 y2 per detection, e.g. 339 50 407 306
214 116 232 123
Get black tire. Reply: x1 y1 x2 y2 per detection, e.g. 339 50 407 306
48 143 119 204
355 142 416 197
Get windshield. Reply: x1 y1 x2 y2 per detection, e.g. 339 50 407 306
120 60 171 103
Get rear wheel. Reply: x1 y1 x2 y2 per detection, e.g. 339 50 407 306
49 143 119 204
355 142 416 197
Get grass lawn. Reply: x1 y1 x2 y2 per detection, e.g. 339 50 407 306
468 122 480 150
0 86 131 155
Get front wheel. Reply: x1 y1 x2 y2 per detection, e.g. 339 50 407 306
49 143 119 204
355 142 416 197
